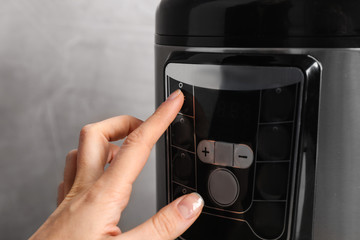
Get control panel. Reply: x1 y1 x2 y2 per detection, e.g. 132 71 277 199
165 62 305 240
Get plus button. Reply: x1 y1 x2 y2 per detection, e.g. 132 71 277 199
202 147 210 157
197 140 215 164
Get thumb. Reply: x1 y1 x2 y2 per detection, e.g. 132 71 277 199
118 193 204 240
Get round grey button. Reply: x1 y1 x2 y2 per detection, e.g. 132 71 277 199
208 168 240 207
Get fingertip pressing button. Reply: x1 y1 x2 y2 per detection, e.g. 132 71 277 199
233 144 254 169
197 140 215 164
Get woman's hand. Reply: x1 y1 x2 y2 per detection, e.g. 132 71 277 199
30 90 203 240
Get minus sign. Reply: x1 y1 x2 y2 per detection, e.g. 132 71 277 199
238 155 248 159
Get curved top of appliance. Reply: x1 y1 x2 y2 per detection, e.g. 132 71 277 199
156 0 360 47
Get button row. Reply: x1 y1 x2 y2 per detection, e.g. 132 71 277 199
197 140 254 169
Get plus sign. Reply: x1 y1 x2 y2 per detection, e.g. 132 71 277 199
202 147 210 157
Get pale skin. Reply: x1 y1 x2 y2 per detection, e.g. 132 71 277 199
30 90 204 240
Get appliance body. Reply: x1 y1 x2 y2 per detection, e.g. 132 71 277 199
155 1 360 239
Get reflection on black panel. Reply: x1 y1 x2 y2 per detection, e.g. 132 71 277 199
258 124 292 161
255 163 289 200
248 202 286 239
261 84 298 122
169 77 193 116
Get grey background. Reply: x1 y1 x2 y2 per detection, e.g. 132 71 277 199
0 0 159 239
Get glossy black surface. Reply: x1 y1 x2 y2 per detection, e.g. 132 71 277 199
258 124 293 161
194 87 259 144
171 148 195 188
261 85 297 123
156 0 360 47
255 163 289 200
183 202 287 240
182 213 258 240
249 202 286 239
170 114 194 151
168 68 302 239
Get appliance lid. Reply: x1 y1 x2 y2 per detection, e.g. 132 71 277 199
156 0 360 47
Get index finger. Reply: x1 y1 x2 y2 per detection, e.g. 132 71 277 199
102 90 184 190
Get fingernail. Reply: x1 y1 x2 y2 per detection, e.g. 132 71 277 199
167 89 182 101
177 193 204 219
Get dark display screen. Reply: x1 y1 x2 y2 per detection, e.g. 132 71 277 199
194 87 260 147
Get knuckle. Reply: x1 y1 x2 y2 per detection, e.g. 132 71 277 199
151 210 177 239
123 114 132 120
57 181 64 191
83 189 98 204
125 128 143 143
77 183 103 204
124 128 152 151
124 114 141 124
79 124 96 140
65 149 77 163
65 184 81 200
106 184 132 208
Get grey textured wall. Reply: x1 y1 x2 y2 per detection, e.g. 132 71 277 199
0 1 159 239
